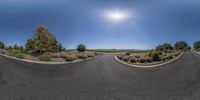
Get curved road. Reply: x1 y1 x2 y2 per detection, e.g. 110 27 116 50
0 51 200 100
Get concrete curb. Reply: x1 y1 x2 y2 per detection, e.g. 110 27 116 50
0 54 100 65
114 52 184 68
192 51 200 55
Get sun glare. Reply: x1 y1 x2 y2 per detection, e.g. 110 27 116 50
104 10 131 22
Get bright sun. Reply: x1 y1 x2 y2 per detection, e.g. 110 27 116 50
104 10 130 22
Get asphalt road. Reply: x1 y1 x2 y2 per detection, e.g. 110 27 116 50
0 51 200 100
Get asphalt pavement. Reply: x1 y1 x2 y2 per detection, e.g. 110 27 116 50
0 51 200 100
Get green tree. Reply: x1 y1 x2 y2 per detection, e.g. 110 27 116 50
25 39 35 51
77 44 86 52
25 25 59 53
193 41 200 50
58 43 63 51
156 43 173 51
174 41 188 50
13 44 19 50
8 45 12 49
0 41 5 49
19 45 24 51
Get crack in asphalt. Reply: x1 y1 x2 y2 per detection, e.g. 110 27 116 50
0 51 200 100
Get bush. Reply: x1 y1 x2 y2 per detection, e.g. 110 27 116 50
117 55 123 60
161 57 167 61
77 54 88 59
0 49 7 54
15 53 25 59
146 58 152 63
174 53 180 57
130 58 136 63
123 56 129 62
77 44 86 52
87 53 95 58
166 55 173 60
125 52 131 56
139 59 145 63
149 51 161 61
39 54 51 61
135 56 140 59
65 55 77 61
51 53 60 58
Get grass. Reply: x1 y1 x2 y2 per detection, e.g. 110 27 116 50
88 49 154 53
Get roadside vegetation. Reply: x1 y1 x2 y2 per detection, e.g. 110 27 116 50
117 41 190 65
0 25 100 62
193 41 200 51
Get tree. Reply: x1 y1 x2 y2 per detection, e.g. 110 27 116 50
77 44 86 52
58 43 63 51
19 45 24 51
174 41 188 50
193 41 200 50
156 43 173 51
13 44 19 50
8 45 12 49
0 41 5 49
25 39 35 51
25 25 59 53
188 46 191 50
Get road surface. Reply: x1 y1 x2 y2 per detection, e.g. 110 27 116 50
0 51 200 100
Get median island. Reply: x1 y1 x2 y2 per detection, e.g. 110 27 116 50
116 42 190 67
0 25 101 64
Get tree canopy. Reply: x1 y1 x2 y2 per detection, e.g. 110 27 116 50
174 41 188 50
77 44 86 52
156 43 173 51
0 41 5 49
193 41 200 50
25 25 60 53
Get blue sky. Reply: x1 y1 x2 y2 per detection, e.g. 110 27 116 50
0 0 200 49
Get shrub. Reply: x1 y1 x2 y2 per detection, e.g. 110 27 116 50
161 57 167 61
117 55 123 60
146 58 152 63
0 49 7 54
135 56 140 59
77 54 88 59
149 51 161 61
39 54 51 61
15 53 25 59
123 56 129 62
167 50 172 53
65 55 77 61
166 55 173 60
51 53 60 58
87 53 95 58
125 52 131 56
77 44 86 52
158 51 162 55
139 59 145 63
130 58 136 63
174 53 179 57
8 52 15 56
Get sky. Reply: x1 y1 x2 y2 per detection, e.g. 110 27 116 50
0 0 200 49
